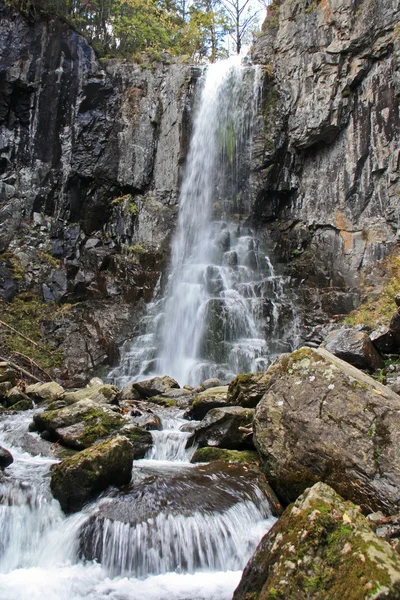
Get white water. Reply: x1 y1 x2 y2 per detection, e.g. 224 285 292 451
110 57 300 388
0 409 275 600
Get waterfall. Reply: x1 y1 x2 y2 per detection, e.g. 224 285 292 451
110 56 300 387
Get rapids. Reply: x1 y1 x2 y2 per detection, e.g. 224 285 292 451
0 408 276 600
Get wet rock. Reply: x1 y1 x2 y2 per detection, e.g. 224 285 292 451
254 347 400 514
0 445 13 469
130 412 162 431
201 378 222 390
50 436 134 513
33 399 128 449
120 383 142 404
322 328 384 371
233 482 400 600
390 309 400 349
390 381 400 395
193 406 255 451
185 386 229 420
132 376 180 398
79 460 273 573
119 425 153 458
8 398 34 411
227 372 272 408
5 386 31 407
370 326 395 354
26 382 65 402
63 383 120 406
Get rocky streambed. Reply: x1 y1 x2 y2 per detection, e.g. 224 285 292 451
1 341 400 598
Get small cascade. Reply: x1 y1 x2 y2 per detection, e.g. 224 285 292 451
0 406 275 600
145 411 196 462
110 57 300 388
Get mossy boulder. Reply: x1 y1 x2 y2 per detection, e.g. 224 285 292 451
254 347 400 514
26 381 65 402
50 436 134 513
119 425 153 458
233 482 400 600
193 406 255 450
185 386 229 420
227 372 272 408
33 399 128 449
191 447 259 465
63 383 120 406
0 362 17 385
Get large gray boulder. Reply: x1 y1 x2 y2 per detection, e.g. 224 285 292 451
33 399 128 449
132 376 180 398
254 347 400 514
227 372 272 408
50 436 134 513
193 406 255 450
322 327 384 371
233 482 400 600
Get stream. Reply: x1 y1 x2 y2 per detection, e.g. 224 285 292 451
0 408 275 600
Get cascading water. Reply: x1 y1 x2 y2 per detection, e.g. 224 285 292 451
0 407 276 600
110 57 300 388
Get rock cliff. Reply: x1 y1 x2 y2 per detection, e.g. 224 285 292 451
0 2 198 383
251 0 400 325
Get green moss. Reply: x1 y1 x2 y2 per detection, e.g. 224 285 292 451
191 447 259 465
148 396 177 407
0 294 64 371
38 251 61 269
78 408 124 446
344 251 400 328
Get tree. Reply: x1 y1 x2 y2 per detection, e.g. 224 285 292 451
218 0 263 54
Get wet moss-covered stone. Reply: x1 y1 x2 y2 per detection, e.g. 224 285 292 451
193 406 255 450
33 399 127 449
227 372 272 408
191 447 259 465
50 436 134 513
254 347 400 514
8 398 33 411
186 386 229 420
233 482 400 600
119 425 153 458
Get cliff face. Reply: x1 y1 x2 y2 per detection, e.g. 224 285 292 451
0 0 398 382
0 2 198 383
251 0 399 326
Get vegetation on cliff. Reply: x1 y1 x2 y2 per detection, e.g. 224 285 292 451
5 0 264 60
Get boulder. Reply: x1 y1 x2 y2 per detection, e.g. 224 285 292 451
63 383 120 406
132 376 179 398
33 399 128 449
193 406 255 450
50 436 134 513
119 425 153 458
322 328 384 371
201 378 222 390
0 445 13 469
185 386 229 420
130 412 162 431
390 309 400 348
5 386 31 407
254 347 400 514
227 372 272 408
370 326 395 354
233 482 400 600
26 381 65 402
